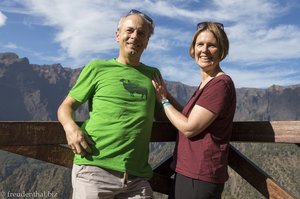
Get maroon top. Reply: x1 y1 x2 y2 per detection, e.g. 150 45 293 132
171 75 236 183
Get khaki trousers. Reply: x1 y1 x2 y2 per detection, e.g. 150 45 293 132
72 164 153 199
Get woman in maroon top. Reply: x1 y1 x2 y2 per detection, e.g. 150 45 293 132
152 22 236 199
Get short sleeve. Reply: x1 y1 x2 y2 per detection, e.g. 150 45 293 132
68 61 98 103
196 79 229 114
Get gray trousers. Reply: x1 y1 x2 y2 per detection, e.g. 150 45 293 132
72 164 153 199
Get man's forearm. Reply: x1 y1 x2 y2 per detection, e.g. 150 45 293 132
57 103 77 126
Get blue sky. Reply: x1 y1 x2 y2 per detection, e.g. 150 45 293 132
1 0 300 88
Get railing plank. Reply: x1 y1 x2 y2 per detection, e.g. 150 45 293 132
1 121 299 145
0 145 73 168
150 154 175 194
149 173 173 194
0 121 67 145
151 121 177 141
231 121 300 143
228 145 296 199
152 154 174 177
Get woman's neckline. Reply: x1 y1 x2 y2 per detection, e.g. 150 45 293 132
199 72 226 90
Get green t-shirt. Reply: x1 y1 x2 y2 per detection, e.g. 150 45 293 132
68 59 160 178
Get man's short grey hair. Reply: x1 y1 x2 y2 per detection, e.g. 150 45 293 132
117 14 155 38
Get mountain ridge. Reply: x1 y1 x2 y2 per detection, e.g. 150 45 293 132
1 52 300 121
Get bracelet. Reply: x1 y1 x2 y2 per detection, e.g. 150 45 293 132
162 99 171 107
161 99 169 104
163 102 171 107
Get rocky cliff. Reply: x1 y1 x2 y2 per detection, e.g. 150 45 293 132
1 52 300 122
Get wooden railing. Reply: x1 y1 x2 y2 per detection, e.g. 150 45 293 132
0 121 299 198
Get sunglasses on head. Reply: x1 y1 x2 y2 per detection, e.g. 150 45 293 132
127 9 153 25
197 22 224 31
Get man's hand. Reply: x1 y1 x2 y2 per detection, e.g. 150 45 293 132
57 96 93 156
64 123 93 156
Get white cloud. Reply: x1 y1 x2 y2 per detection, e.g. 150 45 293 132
228 24 300 65
212 0 285 21
1 0 300 87
7 0 300 64
10 0 197 64
149 26 192 51
4 42 18 49
18 1 123 59
226 64 299 88
0 11 7 26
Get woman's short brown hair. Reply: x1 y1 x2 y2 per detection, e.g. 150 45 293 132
189 22 229 61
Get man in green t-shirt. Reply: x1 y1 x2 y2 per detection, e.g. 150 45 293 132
58 9 165 199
